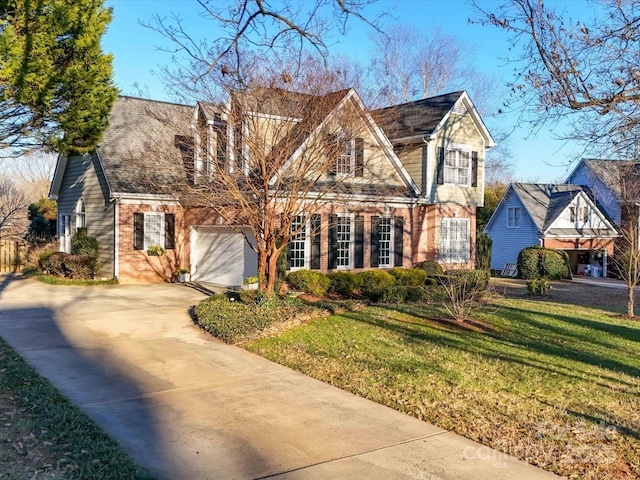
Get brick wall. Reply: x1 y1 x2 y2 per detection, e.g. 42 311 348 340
117 203 188 283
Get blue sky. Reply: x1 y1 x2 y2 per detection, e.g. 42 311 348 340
102 0 588 182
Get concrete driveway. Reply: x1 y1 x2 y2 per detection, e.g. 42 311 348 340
0 275 560 480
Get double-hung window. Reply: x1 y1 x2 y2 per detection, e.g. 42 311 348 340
330 135 364 177
336 215 353 268
134 212 176 251
444 147 471 186
507 207 520 228
336 138 355 176
289 215 308 270
378 217 393 267
439 218 470 263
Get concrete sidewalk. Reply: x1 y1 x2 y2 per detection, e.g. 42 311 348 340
0 275 560 480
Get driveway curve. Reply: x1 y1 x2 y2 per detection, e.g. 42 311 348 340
0 275 559 480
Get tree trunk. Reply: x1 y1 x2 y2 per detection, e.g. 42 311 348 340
628 283 635 318
264 252 279 297
257 251 268 294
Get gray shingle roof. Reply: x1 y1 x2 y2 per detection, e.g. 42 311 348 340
97 96 194 195
373 91 465 140
512 183 591 232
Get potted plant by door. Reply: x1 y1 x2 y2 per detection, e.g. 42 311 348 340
174 268 190 283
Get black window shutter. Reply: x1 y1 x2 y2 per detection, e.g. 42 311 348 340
370 216 380 268
355 137 364 177
354 215 364 268
437 147 445 185
311 214 321 270
471 151 478 187
165 214 175 250
394 216 404 267
327 134 337 175
328 214 337 269
134 213 144 250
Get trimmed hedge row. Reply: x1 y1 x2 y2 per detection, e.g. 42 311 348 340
38 251 98 279
286 264 489 303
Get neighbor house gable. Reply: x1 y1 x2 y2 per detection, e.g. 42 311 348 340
484 184 540 271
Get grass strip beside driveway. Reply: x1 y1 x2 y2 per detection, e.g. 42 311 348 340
247 297 640 480
0 337 153 480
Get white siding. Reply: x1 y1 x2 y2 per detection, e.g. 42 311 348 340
567 164 621 225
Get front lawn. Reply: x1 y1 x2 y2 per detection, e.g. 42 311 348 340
246 289 640 479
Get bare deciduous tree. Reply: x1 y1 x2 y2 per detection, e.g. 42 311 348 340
1 151 56 200
0 176 28 239
478 0 640 316
368 24 471 106
145 0 384 81
476 0 640 154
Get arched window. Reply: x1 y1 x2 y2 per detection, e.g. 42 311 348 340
76 199 86 230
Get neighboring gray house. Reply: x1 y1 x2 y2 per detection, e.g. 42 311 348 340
485 183 618 276
565 158 640 225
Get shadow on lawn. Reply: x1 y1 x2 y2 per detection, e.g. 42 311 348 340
342 302 640 391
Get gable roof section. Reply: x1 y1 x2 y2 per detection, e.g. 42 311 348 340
490 183 617 237
373 91 495 147
96 96 194 196
275 88 419 196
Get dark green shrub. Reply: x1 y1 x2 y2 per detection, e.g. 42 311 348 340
424 277 438 287
415 260 443 276
389 268 428 286
42 252 97 279
517 246 570 280
476 232 492 271
72 228 99 257
389 284 428 303
194 293 311 343
327 271 361 297
286 270 330 297
358 270 396 302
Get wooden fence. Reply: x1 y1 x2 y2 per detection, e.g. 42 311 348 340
0 240 26 273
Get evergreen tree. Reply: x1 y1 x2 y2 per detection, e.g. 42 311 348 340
0 0 117 154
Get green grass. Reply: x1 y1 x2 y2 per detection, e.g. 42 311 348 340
0 337 153 479
247 297 640 479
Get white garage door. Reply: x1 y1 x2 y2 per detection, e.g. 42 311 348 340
193 227 258 287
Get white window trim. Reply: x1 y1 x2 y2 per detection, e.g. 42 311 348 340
289 215 310 271
507 206 521 228
336 213 354 270
378 216 394 268
439 218 470 264
444 142 472 187
143 212 165 250
76 199 86 230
